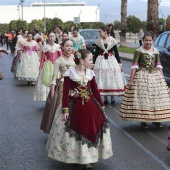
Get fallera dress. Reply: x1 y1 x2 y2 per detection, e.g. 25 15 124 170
70 34 85 51
119 47 170 122
16 40 40 81
34 43 62 101
46 66 113 164
40 55 75 133
11 36 27 75
93 36 127 96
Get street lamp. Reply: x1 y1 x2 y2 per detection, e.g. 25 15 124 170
44 0 46 32
20 0 25 21
79 9 82 23
17 5 20 20
95 4 100 22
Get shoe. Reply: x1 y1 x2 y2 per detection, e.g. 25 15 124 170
152 122 162 128
111 100 115 104
84 164 93 169
104 100 108 104
140 122 148 129
27 81 31 85
31 81 35 85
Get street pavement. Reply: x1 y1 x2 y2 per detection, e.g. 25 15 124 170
1 50 170 170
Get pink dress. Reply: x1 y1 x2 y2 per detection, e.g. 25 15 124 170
16 40 40 81
34 43 62 101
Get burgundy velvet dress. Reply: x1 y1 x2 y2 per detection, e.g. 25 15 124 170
46 66 113 164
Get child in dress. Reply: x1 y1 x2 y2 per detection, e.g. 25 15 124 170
40 39 75 133
94 26 127 104
46 49 113 169
120 32 170 129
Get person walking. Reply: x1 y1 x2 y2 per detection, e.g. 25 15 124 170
34 32 62 102
16 32 40 85
55 26 63 44
40 39 75 133
46 49 113 169
119 32 170 129
138 28 144 47
93 26 127 104
70 27 86 52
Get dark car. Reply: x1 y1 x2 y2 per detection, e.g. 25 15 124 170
79 29 100 55
154 31 170 77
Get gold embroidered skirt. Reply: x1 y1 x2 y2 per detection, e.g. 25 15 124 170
120 70 170 122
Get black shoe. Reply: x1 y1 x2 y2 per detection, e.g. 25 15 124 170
140 122 148 129
104 100 108 104
152 122 162 128
27 81 31 85
111 100 115 104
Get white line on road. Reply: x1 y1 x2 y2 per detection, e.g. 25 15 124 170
107 106 170 170
124 74 130 77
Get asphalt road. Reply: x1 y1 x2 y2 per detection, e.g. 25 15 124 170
0 51 170 170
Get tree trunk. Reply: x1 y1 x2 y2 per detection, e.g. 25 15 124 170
120 0 127 46
147 0 159 37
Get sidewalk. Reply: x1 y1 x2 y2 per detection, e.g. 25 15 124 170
117 41 137 62
119 52 133 62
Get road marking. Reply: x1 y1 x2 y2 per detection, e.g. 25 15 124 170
124 74 130 77
108 106 167 145
107 106 170 170
146 131 167 145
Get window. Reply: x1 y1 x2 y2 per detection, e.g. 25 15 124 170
154 35 160 46
157 33 168 47
166 34 170 48
80 31 100 40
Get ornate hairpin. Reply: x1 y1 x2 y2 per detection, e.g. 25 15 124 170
76 51 81 59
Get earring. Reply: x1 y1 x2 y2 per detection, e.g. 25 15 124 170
81 63 85 69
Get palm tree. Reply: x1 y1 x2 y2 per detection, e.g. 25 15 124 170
120 0 127 46
147 0 159 36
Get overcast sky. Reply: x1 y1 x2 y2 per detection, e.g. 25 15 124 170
0 0 170 23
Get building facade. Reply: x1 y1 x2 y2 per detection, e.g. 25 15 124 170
0 2 100 24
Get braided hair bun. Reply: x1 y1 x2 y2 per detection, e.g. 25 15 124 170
74 49 91 65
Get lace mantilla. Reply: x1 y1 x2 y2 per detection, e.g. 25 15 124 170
21 40 37 47
64 66 95 82
96 36 117 54
137 46 159 55
42 43 61 53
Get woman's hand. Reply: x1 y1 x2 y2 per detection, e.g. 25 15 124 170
63 113 69 121
128 80 133 89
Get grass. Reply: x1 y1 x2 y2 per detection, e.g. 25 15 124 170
118 46 136 54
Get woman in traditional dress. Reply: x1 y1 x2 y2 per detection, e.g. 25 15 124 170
40 39 75 133
70 27 86 51
61 30 69 43
34 28 43 61
11 30 28 75
93 26 127 104
16 32 40 85
46 49 113 169
119 32 170 129
34 32 62 101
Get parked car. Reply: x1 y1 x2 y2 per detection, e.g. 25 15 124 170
79 29 100 55
154 31 170 77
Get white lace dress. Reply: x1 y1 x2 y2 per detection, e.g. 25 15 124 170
16 40 40 81
94 37 127 96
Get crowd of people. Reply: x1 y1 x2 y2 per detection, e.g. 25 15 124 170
0 24 170 169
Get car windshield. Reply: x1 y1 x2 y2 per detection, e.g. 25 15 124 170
80 31 100 39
